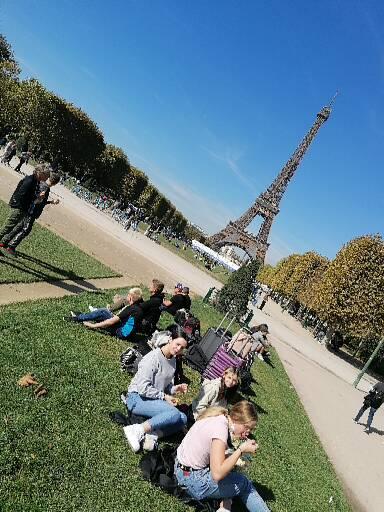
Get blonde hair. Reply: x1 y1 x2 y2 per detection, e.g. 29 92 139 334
196 406 228 422
229 400 258 427
128 287 143 302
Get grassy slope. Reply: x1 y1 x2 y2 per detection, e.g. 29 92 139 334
0 291 351 512
0 200 118 284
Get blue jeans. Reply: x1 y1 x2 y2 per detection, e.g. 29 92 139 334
126 392 187 436
175 463 270 512
77 308 113 322
355 404 377 428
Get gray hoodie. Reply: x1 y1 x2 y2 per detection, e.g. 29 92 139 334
128 348 176 400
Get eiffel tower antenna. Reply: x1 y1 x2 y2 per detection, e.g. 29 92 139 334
208 101 334 262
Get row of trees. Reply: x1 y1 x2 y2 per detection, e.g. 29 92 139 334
0 34 190 235
258 235 384 364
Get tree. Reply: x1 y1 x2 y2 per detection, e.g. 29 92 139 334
283 252 328 301
0 34 20 78
257 264 276 287
94 144 130 192
269 254 301 294
123 166 148 202
152 194 169 220
137 184 159 213
216 259 261 318
315 235 384 354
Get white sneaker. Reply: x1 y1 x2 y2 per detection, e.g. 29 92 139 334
143 433 158 451
89 305 97 312
123 424 145 452
257 353 264 361
120 393 127 405
70 311 77 318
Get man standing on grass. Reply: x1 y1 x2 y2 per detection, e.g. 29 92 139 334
1 172 61 256
0 164 51 252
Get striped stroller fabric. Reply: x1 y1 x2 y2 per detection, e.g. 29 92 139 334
202 327 253 380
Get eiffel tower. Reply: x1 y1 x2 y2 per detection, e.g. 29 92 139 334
208 100 335 262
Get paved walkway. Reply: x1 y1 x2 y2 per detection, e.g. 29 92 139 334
251 301 384 512
1 161 383 510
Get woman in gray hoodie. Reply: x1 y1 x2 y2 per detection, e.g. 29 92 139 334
123 324 188 452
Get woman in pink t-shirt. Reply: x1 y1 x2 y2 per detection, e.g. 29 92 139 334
175 401 270 512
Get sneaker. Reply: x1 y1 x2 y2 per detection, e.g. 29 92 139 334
364 427 371 434
89 306 97 312
120 392 127 405
70 311 82 318
63 316 80 322
143 433 158 451
123 424 145 453
257 353 264 361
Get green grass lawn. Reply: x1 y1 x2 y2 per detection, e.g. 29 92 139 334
0 291 352 512
0 200 119 284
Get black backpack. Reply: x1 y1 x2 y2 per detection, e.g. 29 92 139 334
120 347 143 374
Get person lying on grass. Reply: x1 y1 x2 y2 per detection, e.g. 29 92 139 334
175 401 270 512
88 279 165 335
64 287 144 340
191 367 239 420
123 324 188 452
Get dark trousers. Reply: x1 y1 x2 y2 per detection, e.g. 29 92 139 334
0 208 25 244
354 404 377 428
14 157 26 173
7 214 36 249
259 300 266 311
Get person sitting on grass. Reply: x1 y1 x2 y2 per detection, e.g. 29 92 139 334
123 325 188 452
1 172 61 257
162 283 187 316
182 286 192 311
0 164 51 253
64 287 144 340
250 324 270 361
175 401 270 512
192 367 239 420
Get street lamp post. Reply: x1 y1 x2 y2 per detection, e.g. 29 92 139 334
353 339 384 388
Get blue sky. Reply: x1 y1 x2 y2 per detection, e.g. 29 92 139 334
1 0 383 263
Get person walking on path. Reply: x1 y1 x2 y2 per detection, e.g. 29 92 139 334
354 381 384 434
258 290 270 311
1 172 61 256
0 140 16 165
0 164 51 251
14 150 32 174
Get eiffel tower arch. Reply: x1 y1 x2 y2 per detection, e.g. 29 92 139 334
208 102 334 262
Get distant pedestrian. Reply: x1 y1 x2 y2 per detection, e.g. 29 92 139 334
258 290 270 311
354 381 384 434
1 140 16 165
0 164 51 251
14 150 32 173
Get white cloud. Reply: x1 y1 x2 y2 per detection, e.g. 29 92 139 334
202 146 258 193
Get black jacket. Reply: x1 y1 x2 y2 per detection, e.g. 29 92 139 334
32 188 50 219
9 175 38 212
140 292 164 326
364 382 384 409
